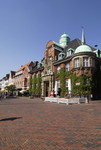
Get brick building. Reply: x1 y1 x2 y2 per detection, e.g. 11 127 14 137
30 30 101 99
14 61 34 90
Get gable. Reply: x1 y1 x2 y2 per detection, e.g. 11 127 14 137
46 40 54 48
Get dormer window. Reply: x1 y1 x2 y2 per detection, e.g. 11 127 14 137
58 52 65 60
74 58 79 68
67 51 71 57
66 48 74 57
37 63 41 68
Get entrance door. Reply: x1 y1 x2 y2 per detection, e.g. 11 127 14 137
24 78 27 90
45 81 49 97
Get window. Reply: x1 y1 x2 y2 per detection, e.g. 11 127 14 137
48 69 51 74
74 58 79 68
58 52 65 60
36 73 38 78
57 80 60 88
66 49 74 57
67 51 71 57
65 79 68 87
83 57 89 67
65 63 70 71
57 66 60 73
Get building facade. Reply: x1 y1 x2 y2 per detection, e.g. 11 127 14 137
14 61 34 90
0 30 101 99
30 30 101 99
0 71 15 91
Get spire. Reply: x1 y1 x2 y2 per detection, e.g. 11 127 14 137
81 26 86 45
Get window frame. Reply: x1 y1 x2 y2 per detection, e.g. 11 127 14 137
57 80 60 88
83 57 89 67
65 63 70 71
57 66 60 73
65 79 68 87
74 58 80 68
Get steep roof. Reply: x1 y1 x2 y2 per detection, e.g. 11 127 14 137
16 61 33 72
63 38 81 54
64 38 97 53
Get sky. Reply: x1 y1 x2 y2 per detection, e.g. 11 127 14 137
0 0 101 79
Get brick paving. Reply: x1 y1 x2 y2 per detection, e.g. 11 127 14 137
0 97 101 150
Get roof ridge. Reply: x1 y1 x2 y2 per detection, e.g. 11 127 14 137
16 61 32 72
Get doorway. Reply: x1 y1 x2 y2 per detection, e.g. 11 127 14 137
45 81 49 97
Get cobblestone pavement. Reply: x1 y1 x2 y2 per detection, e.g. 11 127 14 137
0 97 101 150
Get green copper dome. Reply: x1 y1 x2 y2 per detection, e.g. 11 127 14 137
75 45 92 54
59 33 70 48
61 33 69 38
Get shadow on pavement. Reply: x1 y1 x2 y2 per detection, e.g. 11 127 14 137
0 117 22 121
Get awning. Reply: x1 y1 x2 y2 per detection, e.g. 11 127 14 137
1 89 7 93
19 90 28 94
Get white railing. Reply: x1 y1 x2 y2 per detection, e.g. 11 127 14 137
45 97 88 105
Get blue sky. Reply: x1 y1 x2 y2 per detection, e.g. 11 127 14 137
0 0 101 79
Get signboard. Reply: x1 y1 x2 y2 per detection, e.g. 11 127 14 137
75 82 80 85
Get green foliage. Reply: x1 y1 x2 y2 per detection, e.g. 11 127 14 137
36 74 42 95
5 84 16 92
65 71 73 78
32 75 37 94
30 74 42 95
29 76 32 92
56 68 93 97
60 68 66 97
56 73 60 78
5 84 16 95
71 74 92 97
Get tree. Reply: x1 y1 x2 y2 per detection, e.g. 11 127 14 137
5 85 16 96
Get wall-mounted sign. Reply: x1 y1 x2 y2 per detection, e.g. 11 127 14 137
75 82 80 85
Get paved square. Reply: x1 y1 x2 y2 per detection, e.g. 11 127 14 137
0 97 101 150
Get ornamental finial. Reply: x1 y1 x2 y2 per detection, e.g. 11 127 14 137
81 26 86 45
